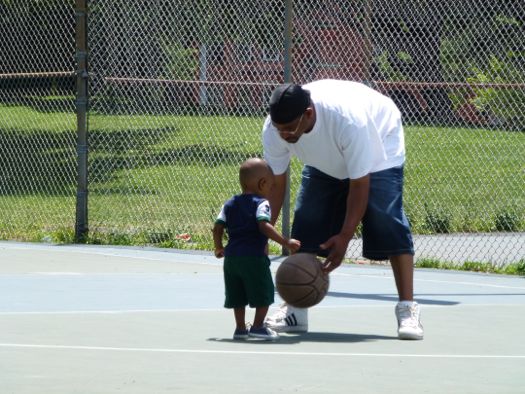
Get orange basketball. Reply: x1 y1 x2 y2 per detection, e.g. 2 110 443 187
275 253 329 308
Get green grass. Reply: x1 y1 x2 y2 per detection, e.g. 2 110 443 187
1 103 524 260
415 258 525 276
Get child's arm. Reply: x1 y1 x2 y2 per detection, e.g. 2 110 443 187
258 221 301 253
212 222 225 258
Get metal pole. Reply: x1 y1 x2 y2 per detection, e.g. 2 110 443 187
281 0 293 255
75 0 89 242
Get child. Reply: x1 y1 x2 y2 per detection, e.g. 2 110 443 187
213 158 301 340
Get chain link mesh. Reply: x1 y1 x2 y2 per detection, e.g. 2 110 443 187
1 1 524 265
0 0 76 241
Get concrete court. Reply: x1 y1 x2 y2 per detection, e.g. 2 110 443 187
0 241 524 394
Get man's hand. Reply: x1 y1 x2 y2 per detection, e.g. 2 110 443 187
320 233 351 273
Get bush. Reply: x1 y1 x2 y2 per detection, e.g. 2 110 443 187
468 55 525 131
424 205 452 234
494 210 520 232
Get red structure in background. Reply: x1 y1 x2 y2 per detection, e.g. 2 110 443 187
201 17 370 114
104 13 491 125
199 25 485 125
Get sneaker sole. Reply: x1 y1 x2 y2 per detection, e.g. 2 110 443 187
398 331 424 340
248 334 279 341
266 325 308 333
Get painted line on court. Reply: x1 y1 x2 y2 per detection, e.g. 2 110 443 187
7 271 525 291
0 243 220 267
0 308 224 315
337 272 525 290
1 343 524 359
0 303 523 315
415 279 525 290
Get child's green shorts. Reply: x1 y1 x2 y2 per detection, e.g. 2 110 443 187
223 255 274 308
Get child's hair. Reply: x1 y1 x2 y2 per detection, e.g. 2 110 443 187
239 158 272 192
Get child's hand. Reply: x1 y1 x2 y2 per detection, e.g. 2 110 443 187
214 247 225 258
286 238 301 253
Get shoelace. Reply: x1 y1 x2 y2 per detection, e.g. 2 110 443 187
398 305 420 328
269 304 289 321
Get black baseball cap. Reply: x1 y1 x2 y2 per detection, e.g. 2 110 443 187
269 83 310 124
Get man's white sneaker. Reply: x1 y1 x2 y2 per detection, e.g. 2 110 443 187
395 301 424 340
265 303 308 333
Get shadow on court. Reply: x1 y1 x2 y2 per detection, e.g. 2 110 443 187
208 332 397 344
327 291 460 305
1 242 524 394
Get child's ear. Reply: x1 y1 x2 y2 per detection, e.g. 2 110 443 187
258 177 266 191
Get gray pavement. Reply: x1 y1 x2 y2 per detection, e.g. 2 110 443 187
1 241 524 393
346 232 525 265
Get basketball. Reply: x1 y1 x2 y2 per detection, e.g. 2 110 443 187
275 253 329 308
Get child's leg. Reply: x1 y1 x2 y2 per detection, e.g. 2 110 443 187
253 306 269 328
234 307 246 330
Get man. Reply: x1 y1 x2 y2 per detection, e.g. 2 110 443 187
262 79 423 340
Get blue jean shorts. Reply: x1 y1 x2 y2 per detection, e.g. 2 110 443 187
291 165 414 260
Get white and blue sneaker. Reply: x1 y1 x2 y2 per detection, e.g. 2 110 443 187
233 328 249 340
396 301 424 340
265 303 308 333
248 326 279 340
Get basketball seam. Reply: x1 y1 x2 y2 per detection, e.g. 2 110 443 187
276 262 318 285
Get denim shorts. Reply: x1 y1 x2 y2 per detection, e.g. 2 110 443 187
291 165 414 260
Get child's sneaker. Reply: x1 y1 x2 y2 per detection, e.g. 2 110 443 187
248 326 279 340
233 328 249 340
265 303 308 333
395 301 424 340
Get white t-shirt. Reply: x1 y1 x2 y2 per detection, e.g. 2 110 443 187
262 80 406 180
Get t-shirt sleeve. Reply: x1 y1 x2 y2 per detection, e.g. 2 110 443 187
215 204 226 225
255 199 271 222
262 117 291 176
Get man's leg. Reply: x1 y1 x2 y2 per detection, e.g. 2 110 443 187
363 166 423 340
266 166 347 333
390 254 414 301
390 255 423 340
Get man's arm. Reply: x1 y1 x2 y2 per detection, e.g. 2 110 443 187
268 173 287 225
321 174 370 272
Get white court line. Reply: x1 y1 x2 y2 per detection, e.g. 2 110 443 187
0 243 220 267
338 273 525 291
8 269 525 291
3 242 524 290
0 303 523 315
1 343 524 359
414 278 525 290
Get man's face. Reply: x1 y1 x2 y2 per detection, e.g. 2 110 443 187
272 114 305 143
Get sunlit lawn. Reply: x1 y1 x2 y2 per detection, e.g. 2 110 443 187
1 104 524 251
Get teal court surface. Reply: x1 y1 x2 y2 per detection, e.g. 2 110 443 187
1 241 524 393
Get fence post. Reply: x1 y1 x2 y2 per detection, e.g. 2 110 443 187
281 0 294 255
75 0 89 242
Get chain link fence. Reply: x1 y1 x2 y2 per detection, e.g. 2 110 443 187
0 0 76 241
1 1 524 265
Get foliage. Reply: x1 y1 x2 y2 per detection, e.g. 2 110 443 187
468 55 525 130
423 205 451 234
415 258 525 276
494 210 521 232
374 51 409 82
160 40 198 81
441 9 525 129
